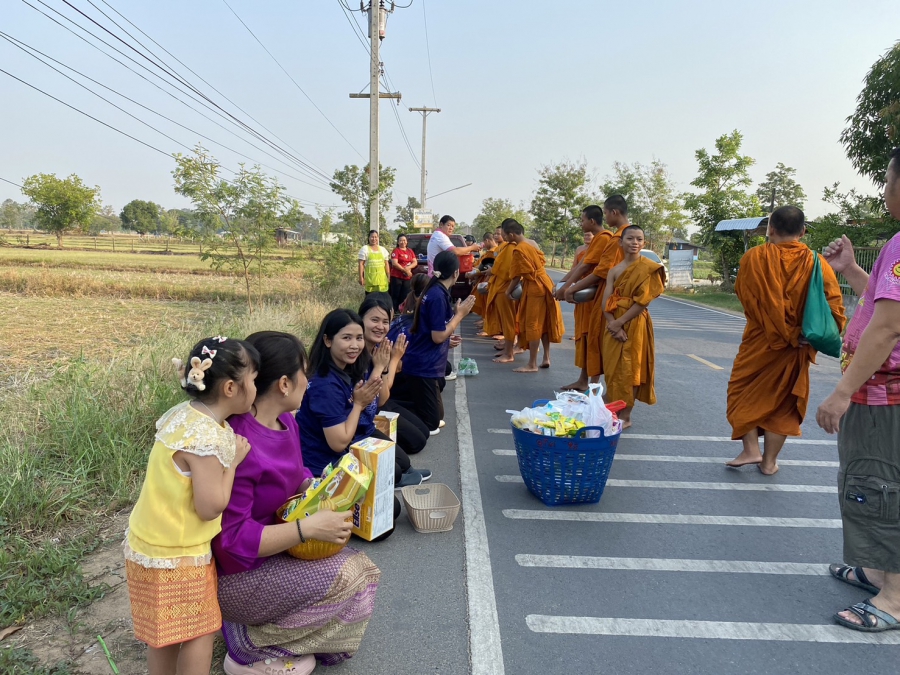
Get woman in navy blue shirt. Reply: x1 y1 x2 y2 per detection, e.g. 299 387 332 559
392 251 476 431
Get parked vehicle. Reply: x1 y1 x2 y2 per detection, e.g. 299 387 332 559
404 233 474 300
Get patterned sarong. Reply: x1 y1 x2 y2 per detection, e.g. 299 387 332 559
218 549 380 666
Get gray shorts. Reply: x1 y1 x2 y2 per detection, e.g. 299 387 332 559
839 403 900 573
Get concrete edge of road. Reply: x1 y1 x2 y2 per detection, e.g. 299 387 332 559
453 338 506 674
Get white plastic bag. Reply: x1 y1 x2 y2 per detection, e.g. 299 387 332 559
584 383 614 438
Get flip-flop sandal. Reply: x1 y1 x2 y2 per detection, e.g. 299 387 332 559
834 601 900 632
829 564 880 594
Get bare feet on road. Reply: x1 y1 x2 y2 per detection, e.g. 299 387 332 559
725 449 763 468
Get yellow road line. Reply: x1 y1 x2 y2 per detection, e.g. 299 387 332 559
686 354 724 370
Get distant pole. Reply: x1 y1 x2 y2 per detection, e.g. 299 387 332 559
409 107 441 207
368 1 381 234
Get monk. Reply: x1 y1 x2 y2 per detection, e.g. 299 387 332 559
504 218 565 372
566 196 629 383
470 232 498 330
726 205 845 474
569 232 594 342
484 233 520 363
600 225 666 428
557 205 610 391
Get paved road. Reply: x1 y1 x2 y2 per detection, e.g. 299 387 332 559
456 277 900 674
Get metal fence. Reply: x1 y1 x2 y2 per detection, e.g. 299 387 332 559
836 246 881 296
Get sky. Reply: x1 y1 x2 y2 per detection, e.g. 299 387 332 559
2 0 899 227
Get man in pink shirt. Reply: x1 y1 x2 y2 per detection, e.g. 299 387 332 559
818 147 900 632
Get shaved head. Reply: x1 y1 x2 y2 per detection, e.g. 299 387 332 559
769 205 806 236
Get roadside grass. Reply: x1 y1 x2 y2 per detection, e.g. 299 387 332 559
0 646 74 674
0 280 361 640
666 286 744 314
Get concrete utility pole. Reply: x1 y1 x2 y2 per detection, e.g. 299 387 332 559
408 107 441 207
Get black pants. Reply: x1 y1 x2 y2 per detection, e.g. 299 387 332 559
391 373 443 432
389 277 411 313
380 400 429 455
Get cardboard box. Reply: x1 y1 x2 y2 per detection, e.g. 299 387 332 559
374 411 399 442
280 454 371 522
350 436 396 541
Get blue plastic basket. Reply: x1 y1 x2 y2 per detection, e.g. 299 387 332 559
510 399 621 506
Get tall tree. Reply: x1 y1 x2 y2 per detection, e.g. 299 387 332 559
21 173 100 247
756 162 807 212
472 197 531 235
120 199 160 234
394 196 421 233
530 160 591 265
173 146 290 313
89 204 122 235
840 41 900 186
0 199 25 230
683 130 762 286
330 163 396 243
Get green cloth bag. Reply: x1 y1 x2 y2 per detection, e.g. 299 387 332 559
801 251 843 358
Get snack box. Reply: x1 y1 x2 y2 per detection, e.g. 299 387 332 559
281 454 371 522
374 411 399 443
350 437 396 541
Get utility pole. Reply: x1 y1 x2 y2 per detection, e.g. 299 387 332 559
408 107 441 207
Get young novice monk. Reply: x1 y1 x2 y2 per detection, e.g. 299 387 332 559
504 218 565 372
600 225 666 428
726 205 845 474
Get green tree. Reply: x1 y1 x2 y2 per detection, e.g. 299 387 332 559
394 196 421 233
330 164 396 242
21 173 99 247
88 204 122 235
530 160 591 265
806 183 900 252
840 41 900 186
0 199 25 230
472 197 531 235
120 199 160 234
756 162 807 212
683 131 762 286
173 146 290 313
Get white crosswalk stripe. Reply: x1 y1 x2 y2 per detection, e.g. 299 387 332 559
490 449 839 467
515 555 829 575
494 475 836 493
503 509 842 528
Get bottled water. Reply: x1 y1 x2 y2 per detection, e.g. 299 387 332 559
458 358 479 376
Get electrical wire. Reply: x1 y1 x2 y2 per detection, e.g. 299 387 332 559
0 177 25 189
220 0 365 161
422 0 438 107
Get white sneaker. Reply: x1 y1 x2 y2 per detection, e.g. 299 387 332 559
429 428 441 436
439 420 446 428
445 371 458 381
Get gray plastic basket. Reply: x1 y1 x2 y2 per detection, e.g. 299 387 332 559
400 483 461 533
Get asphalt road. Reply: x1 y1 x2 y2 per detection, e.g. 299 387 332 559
455 273 900 675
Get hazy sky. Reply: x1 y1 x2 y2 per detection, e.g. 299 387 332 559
2 0 899 226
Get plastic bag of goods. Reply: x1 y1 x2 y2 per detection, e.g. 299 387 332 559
507 405 585 437
458 358 479 376
584 383 617 438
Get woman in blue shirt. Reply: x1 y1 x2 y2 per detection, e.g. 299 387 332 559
392 251 476 431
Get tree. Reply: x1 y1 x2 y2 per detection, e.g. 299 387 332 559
683 131 762 286
330 164 396 243
806 183 900 252
89 204 122 235
0 199 25 230
394 196 421 233
472 197 531 235
530 160 591 266
840 41 900 186
120 199 160 234
21 173 99 247
173 146 290 313
756 162 807 212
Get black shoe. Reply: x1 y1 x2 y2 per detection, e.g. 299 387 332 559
396 469 424 488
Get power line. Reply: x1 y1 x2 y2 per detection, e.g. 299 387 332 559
221 0 365 160
422 0 438 107
28 0 333 186
0 177 24 189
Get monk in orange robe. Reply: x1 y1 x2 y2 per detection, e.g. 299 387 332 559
600 225 666 428
568 196 630 380
484 238 520 363
726 206 846 475
503 218 564 372
470 232 498 326
557 205 610 391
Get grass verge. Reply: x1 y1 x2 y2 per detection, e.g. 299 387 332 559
666 286 744 314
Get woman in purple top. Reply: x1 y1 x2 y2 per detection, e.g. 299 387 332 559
214 331 380 675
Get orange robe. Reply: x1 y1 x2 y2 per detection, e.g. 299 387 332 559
571 246 590 369
510 241 565 344
484 242 517 341
726 241 846 440
586 228 622 377
602 257 666 408
471 249 497 317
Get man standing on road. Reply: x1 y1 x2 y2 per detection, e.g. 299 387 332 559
556 205 610 391
725 206 845 474
817 148 900 632
427 215 482 277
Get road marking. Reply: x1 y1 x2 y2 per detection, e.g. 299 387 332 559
494 476 835 493
657 294 746 320
490 449 839 468
686 353 725 370
525 615 900 644
503 509 842 528
488 430 836 446
515 555 829 576
453 348 505 674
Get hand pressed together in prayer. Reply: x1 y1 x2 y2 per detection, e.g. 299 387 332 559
371 339 393 373
390 333 407 362
455 295 476 317
353 377 382 409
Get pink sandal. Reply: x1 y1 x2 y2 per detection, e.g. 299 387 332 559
224 653 316 675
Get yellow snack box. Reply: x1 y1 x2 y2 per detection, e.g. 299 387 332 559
280 454 371 522
350 436 396 541
374 411 399 442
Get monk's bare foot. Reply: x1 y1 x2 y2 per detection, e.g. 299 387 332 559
540 360 550 369
493 356 515 363
725 449 763 468
493 343 506 351
758 462 780 476
514 348 526 355
476 332 489 337
621 419 633 429
561 381 588 392
513 365 539 373
492 334 504 340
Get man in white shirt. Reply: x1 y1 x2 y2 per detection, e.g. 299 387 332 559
427 215 482 276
